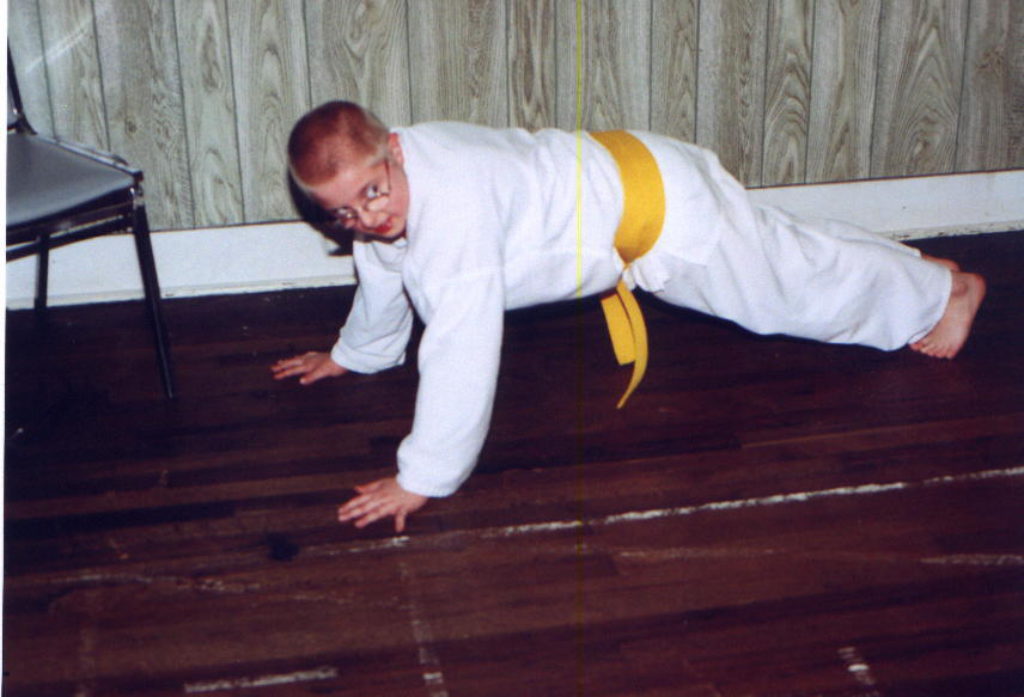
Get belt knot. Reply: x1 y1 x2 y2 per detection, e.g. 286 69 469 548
590 130 665 408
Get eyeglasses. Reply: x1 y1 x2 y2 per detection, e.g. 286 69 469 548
328 159 392 225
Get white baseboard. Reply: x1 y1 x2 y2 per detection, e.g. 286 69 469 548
5 222 356 309
5 169 1023 310
746 169 1024 240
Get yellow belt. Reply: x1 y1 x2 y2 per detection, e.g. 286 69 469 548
591 130 665 408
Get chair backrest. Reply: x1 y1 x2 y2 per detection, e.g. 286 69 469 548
8 84 18 130
8 49 28 132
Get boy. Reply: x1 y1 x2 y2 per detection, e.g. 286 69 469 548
272 101 985 533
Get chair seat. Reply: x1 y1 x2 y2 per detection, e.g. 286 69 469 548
6 132 136 229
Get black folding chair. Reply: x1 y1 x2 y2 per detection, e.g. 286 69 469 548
6 52 175 398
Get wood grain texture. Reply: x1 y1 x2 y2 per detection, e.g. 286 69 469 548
4 231 1023 696
1010 1 1024 169
696 0 769 185
650 0 698 142
763 0 813 185
228 0 310 223
4 0 1023 233
37 0 107 148
305 0 411 128
8 0 55 135
956 0 1024 171
872 0 968 178
94 0 193 230
175 0 244 227
807 0 881 183
556 0 651 132
508 0 557 129
408 0 508 126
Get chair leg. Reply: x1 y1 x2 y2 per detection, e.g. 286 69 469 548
130 204 176 399
34 231 50 315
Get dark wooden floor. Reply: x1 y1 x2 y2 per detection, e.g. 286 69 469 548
5 232 1024 697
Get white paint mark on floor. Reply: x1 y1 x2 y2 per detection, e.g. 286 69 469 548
482 520 581 538
838 646 882 696
479 465 1024 539
616 546 780 562
183 666 338 693
301 535 412 559
400 562 451 697
343 536 412 553
616 546 1024 568
921 553 1024 567
198 465 1020 562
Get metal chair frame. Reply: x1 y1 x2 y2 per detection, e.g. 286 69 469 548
6 54 175 398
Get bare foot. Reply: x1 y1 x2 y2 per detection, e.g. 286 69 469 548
910 270 986 359
922 254 960 272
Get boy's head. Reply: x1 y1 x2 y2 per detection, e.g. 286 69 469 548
289 101 409 240
288 101 389 185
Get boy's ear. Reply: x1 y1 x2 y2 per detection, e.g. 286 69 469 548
388 132 404 165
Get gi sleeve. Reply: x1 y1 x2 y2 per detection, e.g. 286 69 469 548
331 238 414 374
394 268 505 497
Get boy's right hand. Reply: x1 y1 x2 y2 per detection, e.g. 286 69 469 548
271 351 348 385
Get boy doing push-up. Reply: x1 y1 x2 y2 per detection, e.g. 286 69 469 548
272 101 985 532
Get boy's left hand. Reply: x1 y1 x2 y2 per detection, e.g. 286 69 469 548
337 477 428 533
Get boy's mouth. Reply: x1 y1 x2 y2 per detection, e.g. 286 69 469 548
366 217 404 239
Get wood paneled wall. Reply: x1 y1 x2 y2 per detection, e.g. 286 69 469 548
8 0 1024 231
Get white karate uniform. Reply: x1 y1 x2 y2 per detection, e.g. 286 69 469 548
330 122 950 497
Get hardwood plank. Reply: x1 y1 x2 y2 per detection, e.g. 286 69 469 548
8 0 55 135
304 0 412 128
94 0 193 230
37 0 106 148
6 479 1020 694
763 0 813 185
6 0 1023 249
227 0 310 222
696 0 769 185
650 0 699 143
956 0 1024 171
807 0 883 183
4 231 1023 696
508 0 558 129
556 0 651 131
871 0 969 178
407 0 508 126
174 0 244 226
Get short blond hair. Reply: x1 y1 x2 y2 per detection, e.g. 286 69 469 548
288 101 390 186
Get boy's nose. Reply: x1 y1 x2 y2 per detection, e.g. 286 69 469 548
356 206 386 228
